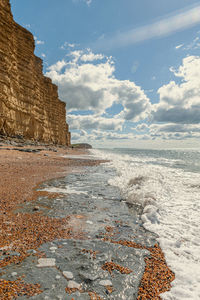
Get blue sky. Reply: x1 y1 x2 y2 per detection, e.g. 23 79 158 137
10 0 200 148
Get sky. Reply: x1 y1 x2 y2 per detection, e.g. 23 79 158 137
10 0 200 148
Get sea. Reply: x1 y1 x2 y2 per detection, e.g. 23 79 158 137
89 148 200 299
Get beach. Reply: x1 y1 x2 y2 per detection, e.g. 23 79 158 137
0 143 175 299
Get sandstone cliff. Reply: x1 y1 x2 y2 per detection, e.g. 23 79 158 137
0 0 70 145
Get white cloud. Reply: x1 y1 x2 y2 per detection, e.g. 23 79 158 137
70 132 81 141
153 56 200 124
46 50 151 121
68 114 123 131
81 51 104 62
136 123 149 131
184 36 200 50
48 60 66 72
60 42 76 50
94 5 200 49
149 123 200 140
71 129 135 142
36 40 44 45
130 123 200 141
175 35 200 51
34 36 44 45
113 82 151 121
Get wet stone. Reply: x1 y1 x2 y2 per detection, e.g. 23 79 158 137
63 271 73 279
37 258 56 267
27 249 37 254
99 280 112 286
68 280 81 289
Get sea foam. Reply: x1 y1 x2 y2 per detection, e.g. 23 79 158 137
91 149 200 299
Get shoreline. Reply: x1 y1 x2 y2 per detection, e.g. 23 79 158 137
0 143 102 299
0 143 174 299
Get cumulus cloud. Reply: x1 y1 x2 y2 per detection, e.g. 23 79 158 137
81 51 105 62
136 123 149 131
71 129 135 142
46 49 151 121
130 123 200 141
133 56 200 142
48 60 66 72
114 82 151 121
68 114 123 131
94 5 200 50
150 123 200 134
149 123 200 140
152 56 200 124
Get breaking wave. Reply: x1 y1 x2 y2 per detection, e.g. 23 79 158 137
90 148 200 299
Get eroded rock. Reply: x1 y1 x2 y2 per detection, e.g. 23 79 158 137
0 0 71 146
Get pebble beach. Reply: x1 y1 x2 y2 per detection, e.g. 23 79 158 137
0 141 174 299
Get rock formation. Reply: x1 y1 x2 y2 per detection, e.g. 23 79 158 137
0 0 70 145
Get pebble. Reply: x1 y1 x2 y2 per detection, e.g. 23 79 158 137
9 251 20 257
86 220 93 224
67 280 81 289
56 275 61 279
11 272 17 277
63 271 73 279
99 280 112 286
33 206 40 211
37 258 56 267
0 245 12 251
50 246 57 253
27 249 37 254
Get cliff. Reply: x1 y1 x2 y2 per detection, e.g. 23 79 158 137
0 0 70 145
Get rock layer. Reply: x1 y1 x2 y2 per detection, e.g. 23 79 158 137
0 0 70 145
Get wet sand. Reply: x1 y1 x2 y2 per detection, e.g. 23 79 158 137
0 143 174 299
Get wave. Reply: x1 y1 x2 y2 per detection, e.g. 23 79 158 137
90 149 200 299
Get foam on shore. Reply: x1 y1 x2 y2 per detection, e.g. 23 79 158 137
91 149 200 299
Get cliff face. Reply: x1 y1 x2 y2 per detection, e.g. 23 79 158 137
0 0 70 145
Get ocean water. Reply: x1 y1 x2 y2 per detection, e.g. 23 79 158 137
90 148 200 300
